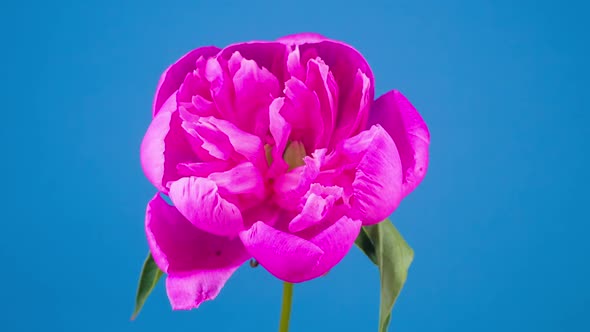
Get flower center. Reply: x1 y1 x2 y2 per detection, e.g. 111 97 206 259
283 141 306 170
264 141 307 170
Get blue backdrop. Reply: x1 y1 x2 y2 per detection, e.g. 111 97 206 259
1 0 588 331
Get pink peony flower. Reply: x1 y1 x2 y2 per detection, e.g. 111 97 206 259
140 33 430 310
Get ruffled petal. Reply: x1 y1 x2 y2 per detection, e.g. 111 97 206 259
368 90 430 196
141 94 194 192
325 125 403 224
281 77 323 151
239 220 323 283
153 46 220 116
305 58 338 148
180 112 266 168
330 69 371 146
289 183 344 232
273 149 325 210
168 177 244 236
228 51 280 136
145 194 248 309
208 162 267 210
218 41 287 83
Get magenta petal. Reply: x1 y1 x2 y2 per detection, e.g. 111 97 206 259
331 69 371 146
278 33 328 45
228 51 280 136
305 58 338 148
145 194 248 309
273 150 325 210
326 125 404 224
141 94 193 192
289 184 343 232
268 97 291 176
282 77 323 151
208 162 267 210
239 221 323 283
153 46 220 116
368 90 430 196
169 177 244 236
304 215 362 277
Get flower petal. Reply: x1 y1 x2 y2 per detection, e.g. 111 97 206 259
273 149 325 210
368 90 430 197
169 177 244 236
281 77 323 151
141 94 194 192
181 112 266 168
288 184 344 233
268 97 291 176
330 69 371 146
302 214 362 278
228 51 280 136
208 162 267 210
145 194 248 309
277 33 328 45
153 46 220 116
325 125 403 224
305 58 338 148
239 220 323 283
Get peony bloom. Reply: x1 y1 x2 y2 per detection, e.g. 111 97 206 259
141 33 430 310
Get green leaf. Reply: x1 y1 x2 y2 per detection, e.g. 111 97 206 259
354 226 378 265
131 253 164 320
360 220 414 332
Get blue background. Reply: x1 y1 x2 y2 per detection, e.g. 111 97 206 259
1 0 588 331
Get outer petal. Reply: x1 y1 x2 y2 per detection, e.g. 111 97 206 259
325 125 403 224
141 94 194 192
145 194 248 309
153 46 220 116
239 220 323 283
303 214 362 278
368 90 430 196
218 41 287 82
278 32 328 45
169 177 244 237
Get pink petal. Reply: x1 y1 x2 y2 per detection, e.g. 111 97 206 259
168 177 244 237
273 150 325 210
325 125 404 225
145 194 248 310
176 160 231 178
218 41 287 84
208 162 267 210
305 58 338 148
368 90 430 197
141 94 194 193
181 112 266 168
301 214 362 278
153 46 220 116
228 51 280 136
268 97 291 176
239 220 323 283
330 69 371 146
277 33 328 45
281 77 323 151
289 184 344 232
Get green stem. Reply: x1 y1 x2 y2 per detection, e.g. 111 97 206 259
278 282 294 332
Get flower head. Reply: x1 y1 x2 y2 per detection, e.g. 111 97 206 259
141 33 430 310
